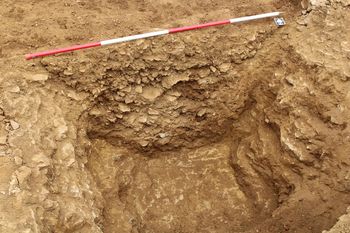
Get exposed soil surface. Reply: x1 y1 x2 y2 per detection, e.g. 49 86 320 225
0 0 350 232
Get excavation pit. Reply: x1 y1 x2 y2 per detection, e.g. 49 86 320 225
1 0 350 232
39 8 350 231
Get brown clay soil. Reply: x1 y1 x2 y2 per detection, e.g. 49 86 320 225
1 0 350 232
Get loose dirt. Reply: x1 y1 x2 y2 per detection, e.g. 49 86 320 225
0 0 350 232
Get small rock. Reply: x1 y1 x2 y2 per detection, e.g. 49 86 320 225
142 86 163 101
296 26 304 32
61 142 75 160
248 34 256 42
122 86 132 93
309 0 328 7
10 120 20 130
301 0 310 9
135 85 143 94
165 94 178 102
43 199 57 210
25 73 49 81
210 66 217 73
60 143 76 167
53 118 68 140
198 68 210 78
158 137 171 145
218 63 231 73
297 18 308 26
197 109 207 117
167 90 181 97
67 91 88 101
63 70 74 76
15 166 32 186
89 108 103 116
56 124 68 140
139 140 149 147
118 103 131 113
66 158 76 167
159 133 166 138
148 109 159 115
125 97 133 104
8 174 20 194
14 156 23 165
107 116 117 123
118 91 126 97
31 153 50 168
9 85 20 93
161 74 189 89
138 116 147 123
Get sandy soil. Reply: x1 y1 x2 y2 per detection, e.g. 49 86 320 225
0 0 350 232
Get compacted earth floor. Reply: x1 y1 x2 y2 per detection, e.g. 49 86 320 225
0 0 350 232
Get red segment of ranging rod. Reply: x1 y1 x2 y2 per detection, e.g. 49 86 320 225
25 42 101 60
169 20 231 33
25 12 281 60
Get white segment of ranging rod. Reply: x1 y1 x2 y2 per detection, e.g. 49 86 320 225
230 12 281 23
101 30 170 46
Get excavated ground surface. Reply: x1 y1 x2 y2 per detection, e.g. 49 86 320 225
0 0 350 232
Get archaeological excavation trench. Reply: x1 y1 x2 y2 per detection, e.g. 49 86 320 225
35 3 350 232
1 0 350 232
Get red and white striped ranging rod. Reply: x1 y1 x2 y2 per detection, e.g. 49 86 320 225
25 12 281 60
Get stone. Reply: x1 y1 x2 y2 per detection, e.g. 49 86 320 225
138 116 147 123
14 156 23 165
15 166 32 186
125 97 133 104
31 153 50 168
161 74 189 89
198 68 211 78
89 108 103 116
9 120 20 130
218 63 231 73
310 0 328 7
197 109 207 117
63 70 74 76
148 109 159 115
43 199 56 210
210 66 217 73
158 137 171 145
301 0 310 9
165 94 178 102
139 140 149 147
122 86 132 93
142 86 163 101
118 103 131 113
8 174 20 194
61 142 75 160
25 73 49 81
66 91 88 101
135 85 143 93
8 85 20 93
